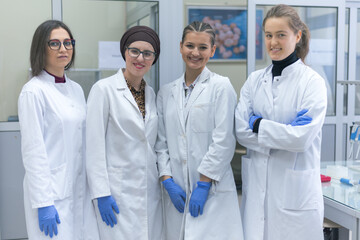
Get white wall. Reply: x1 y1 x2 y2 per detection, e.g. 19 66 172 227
0 0 52 122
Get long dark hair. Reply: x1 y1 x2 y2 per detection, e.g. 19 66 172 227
30 20 75 77
263 4 310 62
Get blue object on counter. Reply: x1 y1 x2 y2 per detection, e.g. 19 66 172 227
340 178 360 186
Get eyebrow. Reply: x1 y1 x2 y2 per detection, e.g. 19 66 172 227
264 30 288 34
185 42 209 46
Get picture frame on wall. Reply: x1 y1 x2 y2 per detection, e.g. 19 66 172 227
187 5 264 62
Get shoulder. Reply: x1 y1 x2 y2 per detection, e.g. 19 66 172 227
66 76 83 92
20 75 47 94
158 76 182 96
248 67 268 83
91 73 119 92
209 72 232 87
297 62 326 86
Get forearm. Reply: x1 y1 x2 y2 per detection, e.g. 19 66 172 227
200 174 212 182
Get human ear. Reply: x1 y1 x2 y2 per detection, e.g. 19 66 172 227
296 30 302 43
210 45 216 57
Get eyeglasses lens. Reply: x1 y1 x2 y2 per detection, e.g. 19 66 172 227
48 40 74 50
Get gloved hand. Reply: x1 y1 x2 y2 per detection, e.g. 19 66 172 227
38 205 60 238
97 195 119 227
189 181 212 217
249 115 261 130
291 109 312 126
162 178 186 213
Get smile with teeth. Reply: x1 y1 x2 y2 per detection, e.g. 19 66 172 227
271 48 281 52
189 56 202 62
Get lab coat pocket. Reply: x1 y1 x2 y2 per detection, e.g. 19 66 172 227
191 103 214 133
50 163 71 200
283 168 320 210
107 167 122 200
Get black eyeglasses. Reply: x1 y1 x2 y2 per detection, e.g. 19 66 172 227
48 39 75 50
126 47 156 61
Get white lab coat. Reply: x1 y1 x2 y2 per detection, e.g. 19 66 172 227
18 71 99 240
156 67 243 240
235 60 327 240
86 69 163 240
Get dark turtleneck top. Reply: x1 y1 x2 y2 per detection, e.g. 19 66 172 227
271 50 299 78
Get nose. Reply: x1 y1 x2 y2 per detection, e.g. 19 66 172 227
270 37 278 46
137 53 145 61
192 47 200 56
59 42 67 51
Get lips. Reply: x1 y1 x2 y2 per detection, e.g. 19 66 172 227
270 48 281 53
134 63 145 69
188 56 202 62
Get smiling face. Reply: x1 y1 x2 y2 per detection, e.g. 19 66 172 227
180 31 216 74
124 41 154 80
264 17 301 61
45 27 73 76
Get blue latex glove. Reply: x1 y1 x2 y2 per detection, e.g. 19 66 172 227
97 195 119 227
249 115 261 130
189 181 212 217
162 178 186 213
291 109 312 126
38 205 60 238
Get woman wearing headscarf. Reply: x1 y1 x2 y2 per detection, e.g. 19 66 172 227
86 26 163 240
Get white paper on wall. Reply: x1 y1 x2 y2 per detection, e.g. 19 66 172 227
98 41 125 69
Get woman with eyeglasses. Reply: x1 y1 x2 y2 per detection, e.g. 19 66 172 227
18 20 99 239
86 26 163 239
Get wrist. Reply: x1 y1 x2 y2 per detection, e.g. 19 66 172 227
162 175 172 181
197 181 212 189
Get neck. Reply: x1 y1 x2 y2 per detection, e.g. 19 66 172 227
44 67 64 78
123 69 142 90
184 67 204 86
271 50 298 77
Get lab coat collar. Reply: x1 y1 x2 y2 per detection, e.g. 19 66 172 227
116 68 153 124
267 59 303 78
39 70 69 84
171 76 186 133
171 67 211 132
184 67 210 111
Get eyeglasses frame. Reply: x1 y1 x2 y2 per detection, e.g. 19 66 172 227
47 39 76 50
126 47 156 61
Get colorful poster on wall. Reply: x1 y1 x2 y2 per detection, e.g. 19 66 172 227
188 6 263 61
